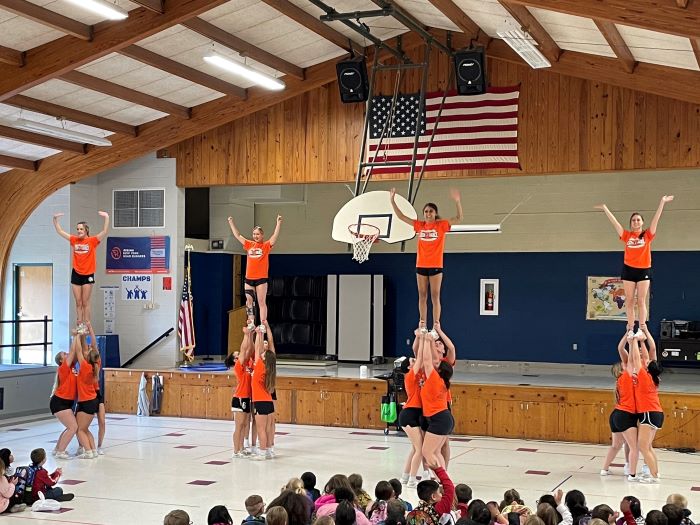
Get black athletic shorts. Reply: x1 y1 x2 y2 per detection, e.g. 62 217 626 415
416 268 443 277
245 278 269 288
254 401 274 415
76 398 99 415
425 409 454 436
639 411 664 430
232 397 251 413
71 269 95 286
621 264 652 283
96 390 104 405
398 407 422 428
50 395 75 415
610 408 638 433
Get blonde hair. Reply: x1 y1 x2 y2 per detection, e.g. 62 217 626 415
283 478 306 495
163 509 190 525
589 519 608 525
266 506 289 525
666 494 688 509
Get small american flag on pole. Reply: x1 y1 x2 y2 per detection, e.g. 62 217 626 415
178 258 195 361
367 86 520 174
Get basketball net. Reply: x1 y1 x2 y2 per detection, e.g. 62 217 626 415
349 223 380 264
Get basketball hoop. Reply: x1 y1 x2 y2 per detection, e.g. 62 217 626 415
348 223 380 263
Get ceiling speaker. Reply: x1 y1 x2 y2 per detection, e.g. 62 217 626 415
336 56 369 103
454 49 487 95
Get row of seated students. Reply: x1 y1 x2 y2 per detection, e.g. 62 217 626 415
160 468 695 525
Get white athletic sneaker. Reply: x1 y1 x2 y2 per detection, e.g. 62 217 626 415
247 321 255 331
75 446 85 457
600 469 610 476
258 324 266 334
244 438 250 449
626 330 635 340
421 470 431 480
55 451 71 460
268 447 276 457
265 449 274 459
232 451 243 459
79 450 94 459
250 452 266 461
429 329 439 340
400 474 409 485
407 478 418 488
51 449 57 457
627 475 639 482
635 331 647 341
624 464 631 476
639 474 659 484
641 464 650 476
97 448 105 456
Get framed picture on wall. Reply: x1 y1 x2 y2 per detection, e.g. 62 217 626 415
586 276 650 321
480 279 499 316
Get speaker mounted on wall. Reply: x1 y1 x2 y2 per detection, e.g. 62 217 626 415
336 56 369 103
454 48 487 96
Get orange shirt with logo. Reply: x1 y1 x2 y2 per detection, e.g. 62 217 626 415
413 220 451 268
77 362 97 402
233 359 252 399
420 371 448 417
403 369 422 409
54 361 77 401
251 358 272 402
635 368 662 412
70 235 100 275
621 230 655 268
614 372 636 413
244 240 272 280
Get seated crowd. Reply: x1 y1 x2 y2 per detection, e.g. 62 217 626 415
158 469 695 525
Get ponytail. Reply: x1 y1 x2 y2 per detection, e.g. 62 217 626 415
647 360 662 386
264 350 277 394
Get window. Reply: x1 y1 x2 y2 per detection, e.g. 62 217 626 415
113 189 165 228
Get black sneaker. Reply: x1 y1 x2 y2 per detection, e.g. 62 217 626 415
61 494 75 502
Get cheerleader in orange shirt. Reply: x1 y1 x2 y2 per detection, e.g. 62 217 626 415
418 330 454 469
631 326 664 483
226 325 254 458
228 215 282 327
390 189 463 327
595 196 673 335
250 323 277 460
53 211 109 334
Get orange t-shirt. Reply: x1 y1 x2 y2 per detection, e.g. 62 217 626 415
233 359 252 399
614 372 636 413
251 358 272 402
621 230 655 269
635 368 662 412
413 220 451 268
420 371 448 417
70 235 100 275
243 240 272 280
403 369 422 409
77 362 97 402
54 361 77 401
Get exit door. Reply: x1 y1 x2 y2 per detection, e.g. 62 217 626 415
14 265 53 364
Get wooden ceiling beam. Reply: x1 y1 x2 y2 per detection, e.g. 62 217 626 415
505 0 700 40
260 0 363 54
0 124 87 153
691 38 700 68
5 95 137 136
182 18 305 80
594 20 637 73
0 44 25 67
0 0 229 102
129 0 164 13
0 153 38 171
120 45 247 98
498 1 561 63
676 0 689 7
0 0 92 40
60 70 191 119
425 0 491 46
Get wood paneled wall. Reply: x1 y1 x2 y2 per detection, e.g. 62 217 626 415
174 48 700 186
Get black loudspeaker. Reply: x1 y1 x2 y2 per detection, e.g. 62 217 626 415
454 49 487 95
660 320 673 339
336 57 369 103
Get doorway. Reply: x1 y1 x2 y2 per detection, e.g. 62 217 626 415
14 264 53 364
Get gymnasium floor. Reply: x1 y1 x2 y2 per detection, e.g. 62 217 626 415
1 414 698 525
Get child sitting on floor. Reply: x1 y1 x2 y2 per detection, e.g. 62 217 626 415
28 449 74 503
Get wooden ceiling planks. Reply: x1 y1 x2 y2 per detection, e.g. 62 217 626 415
498 1 562 64
0 0 229 102
424 0 491 46
0 0 93 40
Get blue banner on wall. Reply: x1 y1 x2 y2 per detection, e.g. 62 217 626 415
106 236 170 274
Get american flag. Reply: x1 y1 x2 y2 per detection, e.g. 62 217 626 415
178 263 195 360
367 86 520 174
150 236 166 271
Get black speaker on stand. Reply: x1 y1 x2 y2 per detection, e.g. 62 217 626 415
454 49 487 95
336 56 369 103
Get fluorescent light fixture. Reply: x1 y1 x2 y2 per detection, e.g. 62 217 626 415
204 54 285 91
0 117 112 146
497 28 551 69
449 224 501 234
64 0 128 20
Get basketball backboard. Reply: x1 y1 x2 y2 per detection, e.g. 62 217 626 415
332 190 417 244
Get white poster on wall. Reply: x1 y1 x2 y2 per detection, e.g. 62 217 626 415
101 286 117 319
121 275 152 301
